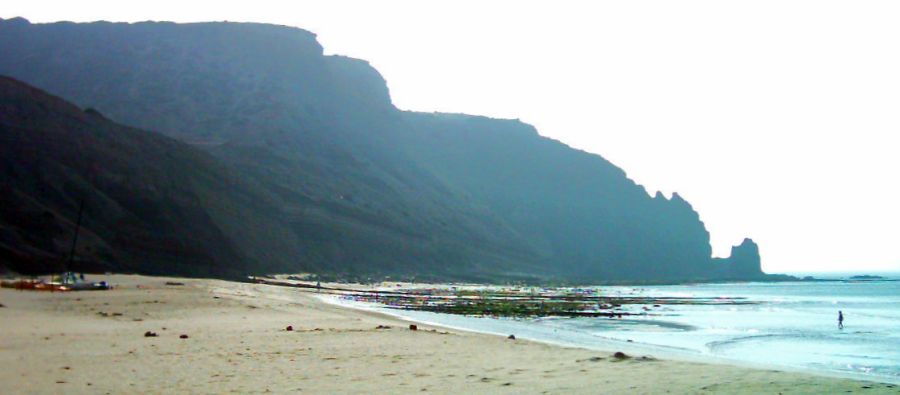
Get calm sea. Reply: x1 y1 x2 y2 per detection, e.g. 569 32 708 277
330 275 900 384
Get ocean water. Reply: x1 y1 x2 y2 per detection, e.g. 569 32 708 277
328 277 900 384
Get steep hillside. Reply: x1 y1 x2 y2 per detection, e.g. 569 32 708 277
0 17 764 282
0 76 303 277
400 113 721 281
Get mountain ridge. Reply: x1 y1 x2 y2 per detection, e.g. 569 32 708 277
0 17 766 282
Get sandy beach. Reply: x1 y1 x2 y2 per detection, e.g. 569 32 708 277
0 275 895 394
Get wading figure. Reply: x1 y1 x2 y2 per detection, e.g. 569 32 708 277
838 310 844 329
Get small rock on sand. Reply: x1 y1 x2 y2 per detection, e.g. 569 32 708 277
507 334 516 340
613 351 630 359
179 334 189 339
376 325 391 330
165 282 185 286
286 325 293 331
144 331 158 338
409 324 418 331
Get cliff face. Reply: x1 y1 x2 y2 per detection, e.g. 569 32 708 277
398 113 719 281
0 17 762 282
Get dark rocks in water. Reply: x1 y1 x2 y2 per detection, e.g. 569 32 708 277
285 325 293 332
179 334 189 339
613 351 630 359
144 331 158 337
409 324 418 331
849 275 883 281
507 334 516 340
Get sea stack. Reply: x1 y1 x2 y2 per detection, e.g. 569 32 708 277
724 238 763 278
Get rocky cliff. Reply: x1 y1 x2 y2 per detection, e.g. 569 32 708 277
716 239 764 279
0 17 762 282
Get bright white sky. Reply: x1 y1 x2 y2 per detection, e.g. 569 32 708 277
6 1 900 273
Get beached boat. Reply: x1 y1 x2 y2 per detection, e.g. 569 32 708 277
1 275 109 291
0 279 70 291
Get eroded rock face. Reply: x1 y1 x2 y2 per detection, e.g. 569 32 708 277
0 18 766 283
716 238 763 279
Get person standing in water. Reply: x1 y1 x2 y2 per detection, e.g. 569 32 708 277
838 310 844 329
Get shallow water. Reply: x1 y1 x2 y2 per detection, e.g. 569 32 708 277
330 277 900 384
565 280 900 383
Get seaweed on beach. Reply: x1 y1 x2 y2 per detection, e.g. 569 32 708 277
252 278 760 318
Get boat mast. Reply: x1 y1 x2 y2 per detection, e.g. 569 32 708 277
64 199 85 283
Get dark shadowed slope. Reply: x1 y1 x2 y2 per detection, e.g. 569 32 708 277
0 73 542 281
0 76 305 277
0 17 764 282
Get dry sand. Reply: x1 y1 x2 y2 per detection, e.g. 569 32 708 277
0 275 896 394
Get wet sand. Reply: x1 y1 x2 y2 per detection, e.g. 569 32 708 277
0 275 895 394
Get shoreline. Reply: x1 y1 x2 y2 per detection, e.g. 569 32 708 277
1 274 896 393
318 292 900 386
